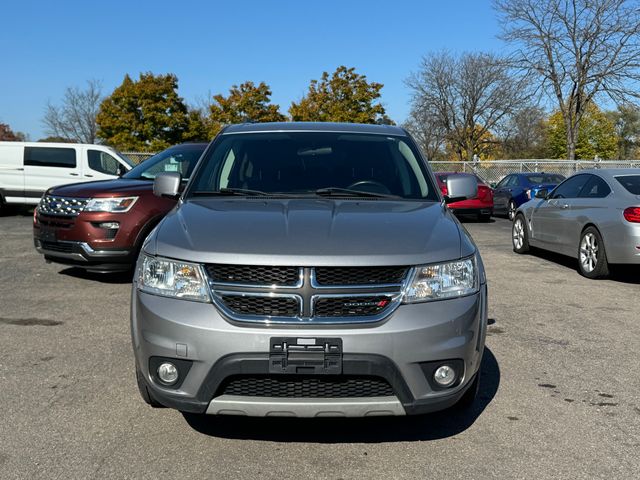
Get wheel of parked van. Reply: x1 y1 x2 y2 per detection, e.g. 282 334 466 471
136 365 165 408
578 227 609 279
507 200 517 220
512 214 529 254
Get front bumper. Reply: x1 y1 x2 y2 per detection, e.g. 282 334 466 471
131 284 488 416
34 238 134 272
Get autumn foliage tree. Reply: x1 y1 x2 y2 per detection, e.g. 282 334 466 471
546 103 618 159
97 73 189 150
207 81 286 137
0 123 26 141
290 66 390 124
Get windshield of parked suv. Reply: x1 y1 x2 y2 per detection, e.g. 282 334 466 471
187 132 437 200
525 174 565 184
123 144 206 181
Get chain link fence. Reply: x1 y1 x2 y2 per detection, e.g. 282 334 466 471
429 160 640 184
121 152 156 164
121 151 640 181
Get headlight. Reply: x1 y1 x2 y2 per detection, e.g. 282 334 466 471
403 257 478 303
136 255 210 302
84 196 138 213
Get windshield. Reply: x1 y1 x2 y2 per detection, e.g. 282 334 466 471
526 174 565 184
123 144 207 180
187 132 437 200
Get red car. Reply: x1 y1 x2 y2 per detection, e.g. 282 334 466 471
435 172 494 221
33 143 207 272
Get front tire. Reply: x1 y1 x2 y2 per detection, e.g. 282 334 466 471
578 227 609 279
512 214 529 254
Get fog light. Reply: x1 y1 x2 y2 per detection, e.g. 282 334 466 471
98 222 119 229
434 365 456 387
157 362 179 385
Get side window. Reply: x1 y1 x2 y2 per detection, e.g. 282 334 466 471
496 175 511 188
88 150 121 175
550 175 590 199
24 147 76 168
579 175 611 198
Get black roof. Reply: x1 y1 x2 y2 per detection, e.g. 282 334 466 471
222 122 406 136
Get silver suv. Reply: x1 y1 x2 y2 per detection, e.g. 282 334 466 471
131 122 487 417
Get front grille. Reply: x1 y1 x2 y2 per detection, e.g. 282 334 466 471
40 241 73 253
207 264 300 286
37 217 74 228
38 196 88 217
314 295 394 317
219 375 394 398
314 266 408 286
219 295 300 317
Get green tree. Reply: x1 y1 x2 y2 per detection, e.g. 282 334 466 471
290 66 390 124
38 136 75 143
546 104 618 159
208 81 285 137
182 109 210 142
97 73 189 150
605 104 640 159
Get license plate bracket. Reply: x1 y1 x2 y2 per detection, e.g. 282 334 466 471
269 337 342 374
40 227 56 242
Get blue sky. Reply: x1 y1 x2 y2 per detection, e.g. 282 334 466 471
0 0 502 140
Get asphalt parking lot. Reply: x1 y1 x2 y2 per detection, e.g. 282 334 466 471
1 211 639 479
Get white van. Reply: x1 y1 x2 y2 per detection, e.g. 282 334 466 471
0 142 134 207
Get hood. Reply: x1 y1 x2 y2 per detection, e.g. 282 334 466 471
151 198 473 266
48 178 153 197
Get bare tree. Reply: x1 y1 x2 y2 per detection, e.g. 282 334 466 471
403 107 446 160
406 51 530 161
43 79 103 143
500 106 548 158
495 0 640 160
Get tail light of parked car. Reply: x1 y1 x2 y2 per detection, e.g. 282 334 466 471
623 207 640 223
440 185 448 196
477 185 492 201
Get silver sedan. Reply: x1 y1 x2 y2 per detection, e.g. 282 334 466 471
512 169 640 278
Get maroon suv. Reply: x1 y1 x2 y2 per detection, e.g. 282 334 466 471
33 143 207 272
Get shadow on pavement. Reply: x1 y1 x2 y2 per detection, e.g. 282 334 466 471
59 267 133 285
182 348 500 443
529 248 640 285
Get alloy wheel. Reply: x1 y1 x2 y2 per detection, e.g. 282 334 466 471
513 218 525 250
579 233 598 273
508 201 516 220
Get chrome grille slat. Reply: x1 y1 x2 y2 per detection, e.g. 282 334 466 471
207 265 410 324
38 195 88 217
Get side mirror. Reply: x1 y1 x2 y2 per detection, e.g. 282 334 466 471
444 174 478 204
153 172 181 198
534 188 549 199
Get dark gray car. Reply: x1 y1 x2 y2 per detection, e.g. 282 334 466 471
512 169 640 278
131 122 488 417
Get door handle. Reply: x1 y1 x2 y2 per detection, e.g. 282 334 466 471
69 173 79 176
560 204 569 209
85 174 93 177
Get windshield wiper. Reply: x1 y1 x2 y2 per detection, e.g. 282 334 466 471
192 188 271 197
314 187 400 199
